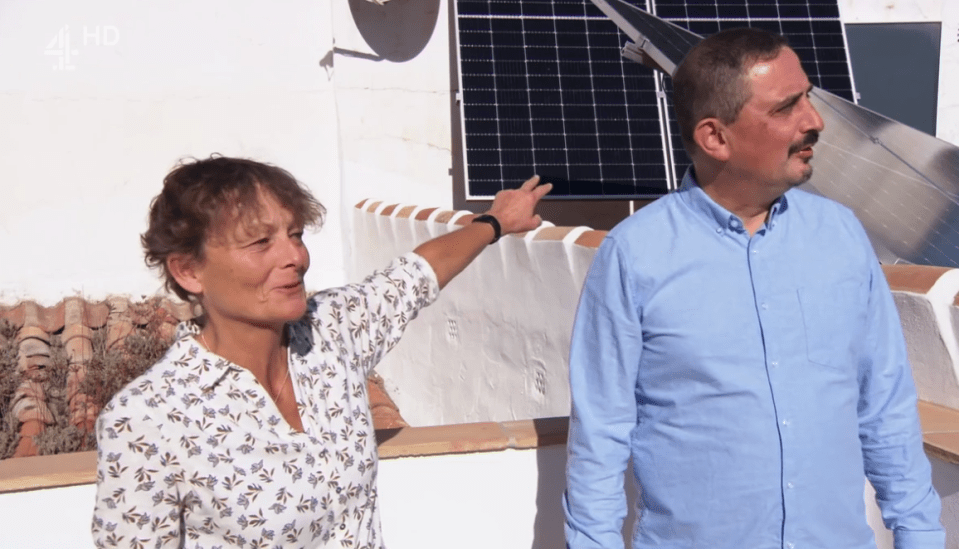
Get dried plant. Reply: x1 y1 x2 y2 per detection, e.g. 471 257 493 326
33 333 95 455
30 300 176 457
81 300 174 412
0 320 21 459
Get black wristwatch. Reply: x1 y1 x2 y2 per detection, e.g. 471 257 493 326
472 214 502 244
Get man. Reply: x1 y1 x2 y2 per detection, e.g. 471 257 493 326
563 28 944 549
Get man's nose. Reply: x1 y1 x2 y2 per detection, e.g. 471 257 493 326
802 94 825 134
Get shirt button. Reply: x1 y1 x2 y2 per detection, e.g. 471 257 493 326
786 543 795 549
781 419 790 426
751 249 758 254
787 482 794 489
715 227 722 234
771 361 779 367
761 303 768 310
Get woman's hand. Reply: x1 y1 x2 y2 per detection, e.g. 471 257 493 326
485 175 553 236
413 175 551 289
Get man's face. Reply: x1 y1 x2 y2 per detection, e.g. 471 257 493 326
723 47 825 190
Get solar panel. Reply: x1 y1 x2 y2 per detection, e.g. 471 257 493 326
454 0 856 199
456 1 671 199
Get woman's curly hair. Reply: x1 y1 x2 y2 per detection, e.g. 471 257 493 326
141 155 326 301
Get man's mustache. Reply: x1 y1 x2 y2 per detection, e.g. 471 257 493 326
788 131 819 155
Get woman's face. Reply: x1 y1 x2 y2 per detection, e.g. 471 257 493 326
193 189 310 331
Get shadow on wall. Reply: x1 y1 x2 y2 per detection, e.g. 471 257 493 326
933 458 959 500
533 444 566 549
348 0 441 62
531 444 641 548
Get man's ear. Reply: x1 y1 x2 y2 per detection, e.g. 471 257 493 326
167 253 204 297
692 118 730 162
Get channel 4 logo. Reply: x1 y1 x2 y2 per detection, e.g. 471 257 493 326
45 25 120 71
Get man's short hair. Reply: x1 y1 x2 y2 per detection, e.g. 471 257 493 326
672 27 789 156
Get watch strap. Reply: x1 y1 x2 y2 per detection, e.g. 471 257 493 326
472 214 502 244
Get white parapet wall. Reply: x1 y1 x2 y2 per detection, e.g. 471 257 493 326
884 265 959 410
352 199 959 429
350 199 606 426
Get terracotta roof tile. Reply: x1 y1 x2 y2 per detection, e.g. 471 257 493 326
532 226 577 241
500 416 568 448
367 373 408 429
432 210 456 223
574 230 608 248
396 205 417 219
414 207 438 221
376 422 509 458
452 212 475 226
16 326 49 345
13 420 43 459
883 264 952 295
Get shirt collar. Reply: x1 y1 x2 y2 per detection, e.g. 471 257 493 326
173 320 238 393
677 168 789 234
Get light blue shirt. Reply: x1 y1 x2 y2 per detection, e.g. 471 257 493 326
564 170 944 549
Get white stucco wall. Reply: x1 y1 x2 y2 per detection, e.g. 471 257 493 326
839 0 941 23
351 204 586 426
0 1 347 304
331 0 454 210
937 0 959 146
0 482 95 548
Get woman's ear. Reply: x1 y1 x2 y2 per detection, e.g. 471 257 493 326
167 253 204 297
693 118 731 163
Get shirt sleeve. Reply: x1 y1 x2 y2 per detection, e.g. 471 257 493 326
91 399 184 548
856 245 945 548
310 252 440 377
564 237 644 549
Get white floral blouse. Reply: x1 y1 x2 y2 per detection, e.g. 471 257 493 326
91 253 439 549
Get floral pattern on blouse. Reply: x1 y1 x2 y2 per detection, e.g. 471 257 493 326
91 253 439 549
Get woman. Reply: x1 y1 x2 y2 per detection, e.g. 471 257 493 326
91 156 550 548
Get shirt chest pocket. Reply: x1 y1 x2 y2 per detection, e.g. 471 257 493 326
798 279 867 370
